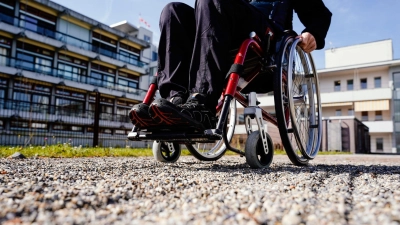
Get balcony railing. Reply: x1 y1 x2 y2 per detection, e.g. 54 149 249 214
0 15 148 68
0 12 14 25
0 98 131 123
1 54 148 97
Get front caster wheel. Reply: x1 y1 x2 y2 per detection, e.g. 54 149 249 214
245 131 274 168
152 141 181 163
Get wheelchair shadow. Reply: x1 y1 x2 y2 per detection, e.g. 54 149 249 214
173 160 400 176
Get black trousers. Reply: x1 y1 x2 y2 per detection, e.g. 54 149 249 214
157 0 270 108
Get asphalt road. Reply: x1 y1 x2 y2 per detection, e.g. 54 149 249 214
0 154 399 225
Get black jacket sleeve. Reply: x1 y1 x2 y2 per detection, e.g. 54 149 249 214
292 0 332 49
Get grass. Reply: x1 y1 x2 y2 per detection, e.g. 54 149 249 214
0 144 351 158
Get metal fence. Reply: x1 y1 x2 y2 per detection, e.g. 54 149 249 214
0 97 148 148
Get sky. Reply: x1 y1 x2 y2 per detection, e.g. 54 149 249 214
51 0 400 69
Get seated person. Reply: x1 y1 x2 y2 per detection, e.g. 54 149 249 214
130 0 332 130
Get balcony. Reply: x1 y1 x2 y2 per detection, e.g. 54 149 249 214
321 88 392 104
1 55 148 97
0 98 132 127
362 120 393 133
0 15 149 68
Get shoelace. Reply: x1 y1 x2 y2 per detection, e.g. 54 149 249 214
179 101 203 109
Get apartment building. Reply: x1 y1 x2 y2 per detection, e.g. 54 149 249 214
0 0 156 147
319 39 400 154
235 39 400 154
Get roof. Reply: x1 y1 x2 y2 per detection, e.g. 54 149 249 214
318 59 400 74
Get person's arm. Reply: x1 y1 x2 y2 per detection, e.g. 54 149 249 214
293 0 332 51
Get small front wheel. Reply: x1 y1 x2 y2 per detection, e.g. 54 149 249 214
152 141 181 163
245 131 274 168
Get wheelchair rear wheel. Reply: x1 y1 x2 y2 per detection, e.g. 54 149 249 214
274 36 322 166
185 100 237 161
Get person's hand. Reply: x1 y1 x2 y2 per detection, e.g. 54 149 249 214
298 32 316 53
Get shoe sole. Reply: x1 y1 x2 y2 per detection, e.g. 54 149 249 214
129 104 164 128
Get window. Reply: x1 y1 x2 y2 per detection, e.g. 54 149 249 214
119 50 140 66
58 19 90 50
16 52 34 71
31 122 47 129
360 78 367 89
55 89 85 99
348 109 354 116
12 92 31 111
144 35 151 43
92 40 116 59
152 51 158 62
334 81 341 91
58 63 87 82
54 124 83 132
20 4 56 22
89 71 115 88
100 105 113 120
347 79 353 91
55 98 84 116
361 111 368 121
88 103 113 120
19 13 56 38
375 111 383 121
16 48 53 74
394 73 400 89
32 94 49 113
0 89 4 109
238 114 245 125
119 43 140 54
35 57 52 74
117 107 129 122
92 32 116 45
115 130 127 135
335 109 342 116
376 138 383 151
0 0 14 7
117 78 138 93
100 128 112 134
10 121 29 129
0 46 8 66
374 77 381 88
0 5 15 25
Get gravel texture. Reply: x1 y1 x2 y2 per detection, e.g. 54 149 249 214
1 154 399 225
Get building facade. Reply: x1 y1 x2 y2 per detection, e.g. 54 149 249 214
0 0 156 147
318 39 400 154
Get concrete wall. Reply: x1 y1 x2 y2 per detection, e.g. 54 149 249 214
325 40 393 68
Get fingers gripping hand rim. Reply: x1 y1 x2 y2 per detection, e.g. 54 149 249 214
297 32 316 53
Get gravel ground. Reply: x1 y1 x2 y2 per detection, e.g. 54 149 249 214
1 154 399 225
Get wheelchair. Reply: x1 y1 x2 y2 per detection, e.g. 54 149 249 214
127 29 322 168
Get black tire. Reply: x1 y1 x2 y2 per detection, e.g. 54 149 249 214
152 141 181 163
245 131 274 168
185 99 237 161
274 35 309 166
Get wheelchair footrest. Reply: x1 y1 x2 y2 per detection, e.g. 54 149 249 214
127 129 222 143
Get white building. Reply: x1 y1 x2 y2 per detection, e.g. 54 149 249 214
319 39 400 154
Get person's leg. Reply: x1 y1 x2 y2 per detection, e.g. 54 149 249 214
189 0 270 108
149 0 271 130
130 2 195 128
157 2 195 101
